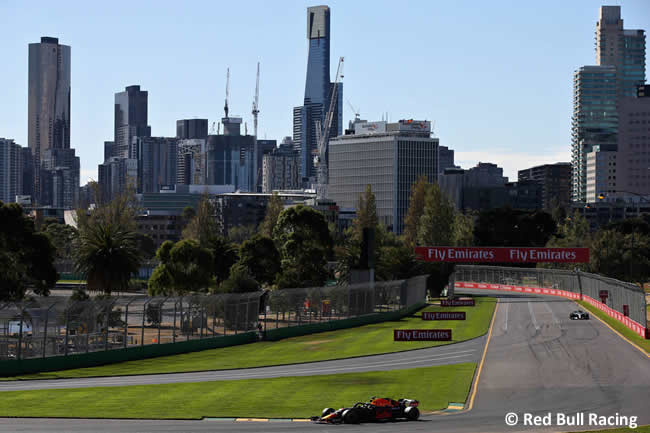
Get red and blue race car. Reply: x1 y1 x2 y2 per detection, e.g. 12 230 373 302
311 397 420 424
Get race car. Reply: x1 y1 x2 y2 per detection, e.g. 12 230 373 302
312 397 420 424
570 310 590 320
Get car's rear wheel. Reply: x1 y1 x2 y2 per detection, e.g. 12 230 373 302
404 406 420 421
342 409 360 424
321 408 335 418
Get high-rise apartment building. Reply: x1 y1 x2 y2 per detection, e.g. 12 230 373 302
293 5 342 183
518 163 572 210
176 119 208 140
329 119 438 234
28 37 71 203
114 85 151 158
0 139 24 203
262 137 300 192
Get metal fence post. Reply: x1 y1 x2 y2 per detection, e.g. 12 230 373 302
158 298 167 344
199 305 205 339
172 299 177 343
124 301 130 349
575 269 583 301
17 307 24 360
42 303 56 358
104 300 112 351
64 305 71 356
141 299 150 346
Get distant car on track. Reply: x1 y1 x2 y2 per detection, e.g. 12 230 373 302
570 310 589 320
312 397 420 424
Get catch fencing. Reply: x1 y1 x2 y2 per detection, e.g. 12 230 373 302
451 265 648 338
0 276 427 362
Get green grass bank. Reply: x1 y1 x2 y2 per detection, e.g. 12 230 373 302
0 363 475 419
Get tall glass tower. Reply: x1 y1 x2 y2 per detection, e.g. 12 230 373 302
28 37 71 202
571 6 646 202
293 5 342 183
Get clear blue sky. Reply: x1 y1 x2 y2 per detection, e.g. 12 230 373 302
2 0 649 183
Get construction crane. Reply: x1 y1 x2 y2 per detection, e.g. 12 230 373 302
314 56 344 200
346 99 360 121
224 67 230 118
252 62 260 191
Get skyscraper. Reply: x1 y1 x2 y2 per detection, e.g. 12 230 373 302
0 138 24 204
596 6 646 98
571 6 646 203
114 85 151 158
28 37 71 203
176 119 208 140
293 5 342 183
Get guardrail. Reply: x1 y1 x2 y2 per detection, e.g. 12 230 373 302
450 265 648 339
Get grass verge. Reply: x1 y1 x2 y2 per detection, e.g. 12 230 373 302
576 300 650 355
0 364 476 419
574 426 650 433
9 297 494 380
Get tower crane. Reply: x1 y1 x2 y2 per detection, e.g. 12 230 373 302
314 56 344 200
252 62 260 191
224 67 230 118
346 99 360 121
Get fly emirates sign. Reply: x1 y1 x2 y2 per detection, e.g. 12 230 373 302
414 247 589 263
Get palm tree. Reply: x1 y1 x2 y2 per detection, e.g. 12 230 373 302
76 222 142 294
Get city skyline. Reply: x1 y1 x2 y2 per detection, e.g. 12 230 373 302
2 0 650 183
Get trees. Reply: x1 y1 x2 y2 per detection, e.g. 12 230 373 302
260 192 283 237
474 208 556 248
148 239 214 296
353 184 379 239
403 176 429 247
76 221 142 294
206 235 239 285
182 194 219 247
227 224 257 245
219 263 260 293
417 182 457 246
43 220 79 260
273 205 332 288
0 202 58 301
237 235 281 286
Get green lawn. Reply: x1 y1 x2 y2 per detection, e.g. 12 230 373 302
0 364 476 419
10 297 495 380
577 300 650 355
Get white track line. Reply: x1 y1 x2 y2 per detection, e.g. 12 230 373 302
528 302 540 331
503 302 509 332
543 302 561 329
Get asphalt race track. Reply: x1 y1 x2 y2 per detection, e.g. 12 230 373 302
1 289 648 433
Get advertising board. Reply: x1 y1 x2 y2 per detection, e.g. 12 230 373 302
415 247 589 263
393 329 452 341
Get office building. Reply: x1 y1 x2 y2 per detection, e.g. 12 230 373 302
571 65 618 202
612 85 650 201
176 119 208 140
177 138 207 186
98 157 137 202
103 141 114 162
439 163 510 211
596 6 646 98
39 148 80 208
132 136 178 193
293 5 343 182
571 6 646 203
114 85 151 158
262 138 300 192
518 162 572 210
505 180 543 211
329 119 438 234
0 139 24 203
28 37 71 203
438 146 456 174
